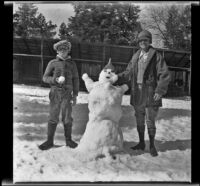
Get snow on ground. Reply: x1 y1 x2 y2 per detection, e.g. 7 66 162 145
13 84 191 182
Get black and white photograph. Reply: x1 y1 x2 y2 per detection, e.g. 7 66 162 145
12 1 194 183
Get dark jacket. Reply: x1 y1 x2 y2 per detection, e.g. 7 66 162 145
118 46 171 107
43 57 79 96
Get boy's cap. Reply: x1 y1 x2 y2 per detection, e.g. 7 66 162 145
137 30 152 44
53 40 71 51
103 58 115 72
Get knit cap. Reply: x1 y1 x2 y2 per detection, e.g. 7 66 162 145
103 58 115 72
137 30 152 43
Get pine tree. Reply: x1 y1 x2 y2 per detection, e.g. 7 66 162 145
33 13 57 38
14 3 57 39
58 22 69 40
13 3 38 38
66 2 142 45
32 13 57 81
13 3 57 83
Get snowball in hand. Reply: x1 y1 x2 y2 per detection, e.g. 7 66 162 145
82 73 88 81
58 76 65 83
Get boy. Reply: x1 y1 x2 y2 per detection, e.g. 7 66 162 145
117 30 171 156
38 40 79 150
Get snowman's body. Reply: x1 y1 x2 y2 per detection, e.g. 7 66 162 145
88 82 123 123
76 69 128 159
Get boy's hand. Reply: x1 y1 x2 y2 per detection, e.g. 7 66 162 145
121 84 129 93
71 96 77 106
56 76 65 84
154 93 162 101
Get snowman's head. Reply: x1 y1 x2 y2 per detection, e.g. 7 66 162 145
98 58 118 84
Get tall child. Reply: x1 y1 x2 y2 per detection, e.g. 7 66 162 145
117 30 171 156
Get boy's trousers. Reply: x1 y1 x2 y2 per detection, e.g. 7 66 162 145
134 84 159 131
48 87 73 127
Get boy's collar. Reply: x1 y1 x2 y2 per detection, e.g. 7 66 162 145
141 46 151 54
56 54 71 61
140 49 149 56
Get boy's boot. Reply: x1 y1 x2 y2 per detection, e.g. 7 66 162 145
38 123 57 150
64 124 78 148
131 125 145 150
148 128 158 157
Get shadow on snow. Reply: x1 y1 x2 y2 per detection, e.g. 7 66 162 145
123 139 191 156
14 95 191 155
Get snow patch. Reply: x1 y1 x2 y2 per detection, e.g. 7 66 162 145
13 84 191 182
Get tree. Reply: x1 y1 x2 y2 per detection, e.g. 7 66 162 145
13 13 20 37
32 13 57 38
13 3 57 82
170 5 191 51
32 13 57 81
163 5 191 51
140 4 191 51
66 2 142 45
58 22 70 40
13 3 38 38
164 6 181 49
13 3 57 39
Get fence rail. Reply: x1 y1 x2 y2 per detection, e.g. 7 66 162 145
13 53 191 71
13 38 191 96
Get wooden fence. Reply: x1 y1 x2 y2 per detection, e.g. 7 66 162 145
13 37 191 96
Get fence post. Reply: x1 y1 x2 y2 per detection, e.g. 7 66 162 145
188 69 191 96
102 44 106 69
162 50 165 60
189 55 191 96
40 36 44 84
78 42 81 59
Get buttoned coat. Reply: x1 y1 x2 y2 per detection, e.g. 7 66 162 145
43 57 79 97
118 46 171 107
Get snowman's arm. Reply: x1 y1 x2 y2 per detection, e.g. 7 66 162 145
119 84 129 94
82 73 95 92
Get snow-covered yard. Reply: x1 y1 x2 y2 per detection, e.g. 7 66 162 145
13 84 191 182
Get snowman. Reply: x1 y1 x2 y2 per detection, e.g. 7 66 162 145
75 58 129 159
